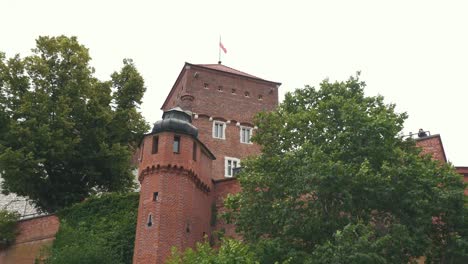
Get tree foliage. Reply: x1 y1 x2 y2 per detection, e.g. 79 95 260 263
167 238 260 264
225 75 466 263
43 192 139 264
0 36 149 212
0 209 20 247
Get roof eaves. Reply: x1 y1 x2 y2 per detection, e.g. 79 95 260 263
188 63 281 86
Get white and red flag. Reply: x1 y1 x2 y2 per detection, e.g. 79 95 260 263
219 41 227 54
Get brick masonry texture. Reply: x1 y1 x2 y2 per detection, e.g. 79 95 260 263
134 64 280 263
415 135 447 163
133 133 214 264
162 64 279 181
0 215 59 264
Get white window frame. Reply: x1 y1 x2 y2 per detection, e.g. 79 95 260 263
240 126 253 144
212 120 226 139
224 157 241 177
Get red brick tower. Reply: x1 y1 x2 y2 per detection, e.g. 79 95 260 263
161 63 281 180
161 63 281 239
133 107 216 264
133 63 281 263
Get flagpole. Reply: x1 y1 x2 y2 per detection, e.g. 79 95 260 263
218 35 221 64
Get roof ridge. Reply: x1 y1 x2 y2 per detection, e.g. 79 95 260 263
195 63 263 80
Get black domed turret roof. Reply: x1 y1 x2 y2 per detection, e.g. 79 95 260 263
152 107 198 137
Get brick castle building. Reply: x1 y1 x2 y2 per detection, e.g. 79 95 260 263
132 63 281 263
1 62 465 264
132 62 468 263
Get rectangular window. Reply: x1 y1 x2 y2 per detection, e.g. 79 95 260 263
193 141 197 161
213 121 226 139
240 127 252 144
152 136 159 154
225 157 240 177
173 136 180 153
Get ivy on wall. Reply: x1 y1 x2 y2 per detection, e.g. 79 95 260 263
42 192 139 264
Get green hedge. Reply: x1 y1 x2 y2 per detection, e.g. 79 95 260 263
44 192 139 264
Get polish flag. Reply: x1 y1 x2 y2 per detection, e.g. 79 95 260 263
219 41 227 53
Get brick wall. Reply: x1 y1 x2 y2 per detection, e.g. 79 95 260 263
162 64 280 181
136 63 279 262
415 135 447 163
133 132 214 264
213 179 241 239
193 117 262 180
0 215 59 264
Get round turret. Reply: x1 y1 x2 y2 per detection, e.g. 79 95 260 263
152 107 198 138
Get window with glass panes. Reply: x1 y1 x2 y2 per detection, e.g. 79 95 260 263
225 157 240 177
240 126 252 144
213 121 225 139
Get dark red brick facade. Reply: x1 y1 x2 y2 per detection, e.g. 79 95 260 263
133 63 280 263
133 132 215 264
415 135 447 163
0 215 59 264
162 63 280 180
416 135 467 195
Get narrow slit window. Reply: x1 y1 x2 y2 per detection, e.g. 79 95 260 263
173 136 180 153
153 192 159 201
152 136 159 154
147 214 153 227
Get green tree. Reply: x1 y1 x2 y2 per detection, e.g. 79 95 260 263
0 36 149 212
0 209 20 247
167 238 260 264
225 74 465 263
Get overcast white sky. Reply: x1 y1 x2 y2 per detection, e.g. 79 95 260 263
1 0 467 165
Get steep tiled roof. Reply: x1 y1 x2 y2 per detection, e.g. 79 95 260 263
195 64 263 80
